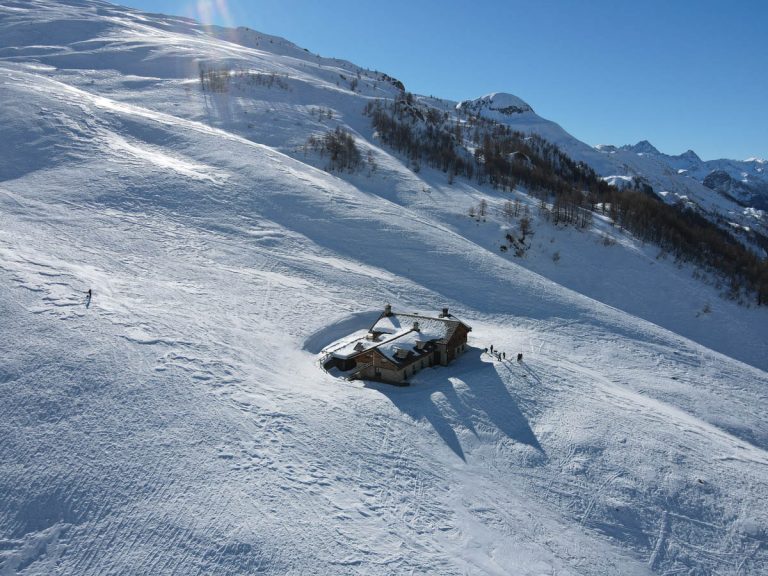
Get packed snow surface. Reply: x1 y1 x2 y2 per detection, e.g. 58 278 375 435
1 2 767 575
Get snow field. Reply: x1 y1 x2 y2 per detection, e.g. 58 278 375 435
0 2 766 574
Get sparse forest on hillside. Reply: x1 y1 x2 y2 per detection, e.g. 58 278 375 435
199 64 290 93
365 93 768 305
305 127 362 173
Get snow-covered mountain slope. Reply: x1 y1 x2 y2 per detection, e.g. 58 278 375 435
609 142 768 210
458 93 767 248
1 2 767 575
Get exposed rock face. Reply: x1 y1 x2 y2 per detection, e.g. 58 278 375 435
678 149 701 163
457 92 534 117
703 170 736 192
703 170 768 209
620 140 661 155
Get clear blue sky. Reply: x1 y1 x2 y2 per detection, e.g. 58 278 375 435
115 0 766 161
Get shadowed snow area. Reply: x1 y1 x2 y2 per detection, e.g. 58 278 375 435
0 2 767 575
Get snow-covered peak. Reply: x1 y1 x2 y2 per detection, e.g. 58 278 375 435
456 92 534 117
620 140 661 155
677 149 701 163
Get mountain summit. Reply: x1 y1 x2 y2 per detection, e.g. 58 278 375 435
457 92 534 118
620 140 661 155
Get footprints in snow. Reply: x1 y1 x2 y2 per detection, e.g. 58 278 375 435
1 248 241 387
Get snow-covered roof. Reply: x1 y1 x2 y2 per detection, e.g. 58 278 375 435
331 326 422 364
331 309 470 366
370 311 467 343
374 329 434 365
332 334 382 359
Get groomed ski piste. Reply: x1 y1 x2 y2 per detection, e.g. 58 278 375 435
1 1 767 574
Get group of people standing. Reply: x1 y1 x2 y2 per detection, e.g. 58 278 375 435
484 344 523 363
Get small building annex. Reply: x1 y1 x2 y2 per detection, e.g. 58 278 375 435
325 305 472 385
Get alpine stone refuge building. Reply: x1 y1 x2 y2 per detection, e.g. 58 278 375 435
325 305 472 385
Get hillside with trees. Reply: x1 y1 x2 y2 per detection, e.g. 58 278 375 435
365 93 768 305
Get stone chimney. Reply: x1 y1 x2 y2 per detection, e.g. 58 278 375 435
440 307 449 318
384 303 392 317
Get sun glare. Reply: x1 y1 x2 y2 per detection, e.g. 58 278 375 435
189 0 234 27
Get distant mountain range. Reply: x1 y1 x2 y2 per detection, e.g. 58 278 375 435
598 140 768 211
458 93 767 250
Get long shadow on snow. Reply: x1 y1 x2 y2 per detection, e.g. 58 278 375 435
372 348 545 462
302 310 381 354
